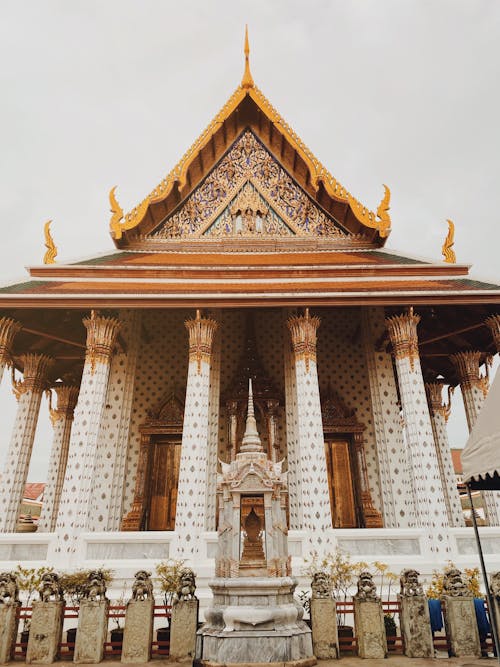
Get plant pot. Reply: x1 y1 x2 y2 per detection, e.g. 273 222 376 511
337 625 354 651
20 629 30 646
384 616 398 646
156 626 170 643
66 627 77 644
110 628 123 653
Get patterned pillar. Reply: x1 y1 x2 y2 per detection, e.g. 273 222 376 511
0 317 21 384
450 350 499 525
283 320 302 530
287 308 332 552
425 382 464 527
205 324 221 531
54 311 121 556
0 353 53 532
386 310 450 555
362 307 417 528
37 385 79 532
173 310 218 558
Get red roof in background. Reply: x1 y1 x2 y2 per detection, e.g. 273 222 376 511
24 483 45 501
451 449 463 475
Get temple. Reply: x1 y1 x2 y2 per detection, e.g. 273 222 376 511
0 32 500 587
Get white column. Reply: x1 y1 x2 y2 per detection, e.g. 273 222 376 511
386 310 450 556
84 310 142 531
54 311 121 557
450 350 500 525
38 385 79 532
173 310 218 559
287 308 332 553
425 382 464 527
283 316 302 530
0 353 53 532
205 324 221 531
362 307 417 528
0 317 21 384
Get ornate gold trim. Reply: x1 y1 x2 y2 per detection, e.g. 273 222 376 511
450 350 489 396
385 308 421 370
43 220 57 264
11 353 54 400
0 317 22 366
109 44 391 241
287 307 320 373
185 309 218 373
46 385 79 426
83 310 122 373
241 25 254 90
425 381 453 422
485 314 500 353
442 219 456 263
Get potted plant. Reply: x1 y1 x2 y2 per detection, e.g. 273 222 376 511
155 559 185 645
15 565 54 647
110 581 127 651
296 590 311 627
372 561 399 646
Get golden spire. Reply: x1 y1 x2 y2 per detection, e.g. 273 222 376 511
43 220 57 264
241 25 254 90
240 378 262 453
442 219 456 263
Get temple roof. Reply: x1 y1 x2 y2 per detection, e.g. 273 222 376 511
109 31 391 249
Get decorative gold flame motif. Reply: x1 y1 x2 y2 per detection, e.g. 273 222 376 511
442 219 456 263
43 220 57 265
241 25 254 90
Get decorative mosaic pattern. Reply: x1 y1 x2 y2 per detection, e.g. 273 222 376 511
362 307 416 528
152 130 345 239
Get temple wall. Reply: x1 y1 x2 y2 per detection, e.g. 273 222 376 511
316 307 382 514
122 309 190 516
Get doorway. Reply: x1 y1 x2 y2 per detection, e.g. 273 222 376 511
147 438 182 530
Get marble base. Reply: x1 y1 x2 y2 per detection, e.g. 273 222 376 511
170 598 198 659
197 577 315 665
0 602 20 664
74 599 109 663
353 599 387 660
442 595 481 658
26 601 64 664
310 597 338 659
122 599 154 663
398 594 433 658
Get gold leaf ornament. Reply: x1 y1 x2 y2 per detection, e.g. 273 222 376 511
442 219 456 263
43 220 57 264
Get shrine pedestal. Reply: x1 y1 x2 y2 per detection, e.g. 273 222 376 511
0 602 20 664
398 594 433 658
74 599 109 664
442 595 481 658
353 599 387 659
197 577 315 666
122 599 154 663
26 601 64 664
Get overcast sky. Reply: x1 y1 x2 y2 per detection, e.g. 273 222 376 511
0 0 499 481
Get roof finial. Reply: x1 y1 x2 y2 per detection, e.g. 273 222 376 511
241 25 255 90
442 219 456 263
240 378 262 453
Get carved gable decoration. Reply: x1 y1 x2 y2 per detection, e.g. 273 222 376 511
321 383 362 432
151 131 348 240
146 390 184 428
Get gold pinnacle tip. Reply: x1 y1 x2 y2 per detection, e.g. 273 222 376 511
241 25 254 90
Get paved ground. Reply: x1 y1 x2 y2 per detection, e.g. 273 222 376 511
52 658 499 667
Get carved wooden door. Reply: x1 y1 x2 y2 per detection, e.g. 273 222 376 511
324 438 357 528
148 439 182 531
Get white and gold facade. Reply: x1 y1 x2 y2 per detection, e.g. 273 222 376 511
0 37 499 587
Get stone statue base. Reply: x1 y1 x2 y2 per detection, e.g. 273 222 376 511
170 599 199 659
442 595 481 658
310 597 338 659
26 600 64 664
197 577 315 666
122 598 154 663
398 594 433 658
353 599 387 659
74 599 109 664
0 602 20 664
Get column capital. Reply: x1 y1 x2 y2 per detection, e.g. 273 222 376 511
0 317 22 365
485 314 500 353
425 381 452 422
287 308 320 372
385 309 420 369
83 310 121 372
450 350 488 397
185 309 218 373
47 385 80 425
12 353 54 399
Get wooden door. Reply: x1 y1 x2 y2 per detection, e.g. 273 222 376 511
148 439 182 530
324 439 357 528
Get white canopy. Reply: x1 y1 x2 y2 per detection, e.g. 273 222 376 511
461 367 500 489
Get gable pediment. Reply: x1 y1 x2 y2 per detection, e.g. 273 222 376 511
149 131 349 242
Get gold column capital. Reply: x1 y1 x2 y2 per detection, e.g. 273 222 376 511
83 310 122 372
0 317 22 366
385 308 420 369
485 314 500 353
47 385 80 425
12 353 54 399
425 381 452 422
287 307 320 372
450 350 488 397
185 309 218 373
